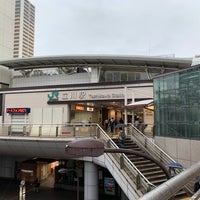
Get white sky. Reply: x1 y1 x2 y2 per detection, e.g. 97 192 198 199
30 0 200 58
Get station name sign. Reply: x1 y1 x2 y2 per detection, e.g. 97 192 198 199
6 108 31 113
48 88 131 102
61 90 125 101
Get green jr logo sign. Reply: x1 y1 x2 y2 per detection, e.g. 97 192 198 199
48 90 59 101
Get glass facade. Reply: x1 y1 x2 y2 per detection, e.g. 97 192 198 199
154 65 200 139
99 71 149 82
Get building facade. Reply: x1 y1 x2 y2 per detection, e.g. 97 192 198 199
14 0 35 58
0 55 192 137
0 0 35 89
0 56 194 198
0 0 15 60
154 64 200 167
0 0 35 59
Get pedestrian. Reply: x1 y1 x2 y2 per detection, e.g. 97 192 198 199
118 127 126 148
34 178 40 192
109 117 116 136
119 118 124 124
135 117 139 128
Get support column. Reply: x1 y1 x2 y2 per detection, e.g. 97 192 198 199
84 161 98 200
124 87 128 124
131 93 135 124
64 104 70 123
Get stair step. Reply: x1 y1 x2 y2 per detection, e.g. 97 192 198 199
151 178 167 185
128 157 146 162
134 163 157 168
116 145 141 151
132 160 152 165
174 189 189 199
143 170 164 177
147 174 167 181
139 166 161 173
112 136 170 188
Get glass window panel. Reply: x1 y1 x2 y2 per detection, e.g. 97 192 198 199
113 72 120 82
105 72 113 82
154 66 200 140
135 73 140 80
128 73 135 81
121 73 127 81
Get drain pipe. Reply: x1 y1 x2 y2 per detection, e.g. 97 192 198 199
139 161 200 200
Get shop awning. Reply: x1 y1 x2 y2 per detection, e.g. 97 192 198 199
126 99 154 110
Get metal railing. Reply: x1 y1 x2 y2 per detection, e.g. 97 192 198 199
0 122 156 197
127 123 194 194
96 124 155 196
0 123 97 138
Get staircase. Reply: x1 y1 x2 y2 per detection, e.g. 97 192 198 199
112 136 191 199
113 137 168 186
96 124 193 199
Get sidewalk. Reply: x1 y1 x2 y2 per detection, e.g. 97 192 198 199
0 176 81 200
26 187 82 200
0 177 118 200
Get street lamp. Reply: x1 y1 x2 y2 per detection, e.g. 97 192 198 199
65 138 200 200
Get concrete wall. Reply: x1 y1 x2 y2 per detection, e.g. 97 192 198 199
11 73 91 87
0 156 15 178
4 92 67 124
155 136 200 168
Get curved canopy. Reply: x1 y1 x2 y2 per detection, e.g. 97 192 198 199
0 55 192 71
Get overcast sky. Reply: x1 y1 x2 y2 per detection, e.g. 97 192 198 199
30 0 200 58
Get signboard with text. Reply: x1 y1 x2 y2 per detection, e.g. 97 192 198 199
6 108 31 113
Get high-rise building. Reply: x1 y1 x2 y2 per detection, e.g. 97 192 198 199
0 0 15 60
14 0 35 58
0 0 35 87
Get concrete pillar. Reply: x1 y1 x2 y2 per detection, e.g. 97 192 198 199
124 87 128 124
84 161 98 200
64 104 70 123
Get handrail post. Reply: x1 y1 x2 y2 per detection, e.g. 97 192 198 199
39 126 42 137
120 155 124 169
145 137 147 148
136 174 141 190
106 139 111 148
56 126 58 137
8 125 11 136
73 125 76 137
23 126 26 136
160 151 163 162
96 127 100 138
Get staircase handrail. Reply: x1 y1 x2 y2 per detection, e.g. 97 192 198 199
96 124 156 196
127 123 177 166
127 123 194 194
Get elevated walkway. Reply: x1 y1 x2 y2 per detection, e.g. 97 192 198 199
0 123 195 199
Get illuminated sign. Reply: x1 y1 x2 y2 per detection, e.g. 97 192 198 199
6 108 31 113
87 107 94 112
75 105 84 111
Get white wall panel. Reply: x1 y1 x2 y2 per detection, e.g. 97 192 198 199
32 108 42 125
52 107 63 124
43 108 52 124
